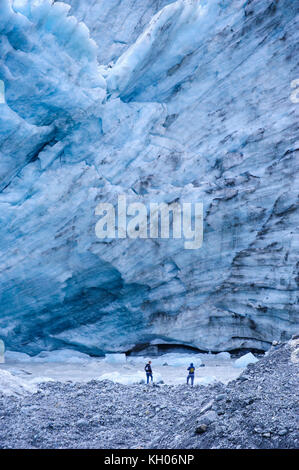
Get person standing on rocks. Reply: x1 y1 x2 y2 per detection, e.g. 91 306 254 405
187 363 195 386
145 360 153 384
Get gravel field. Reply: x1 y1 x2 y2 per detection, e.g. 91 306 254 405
0 338 298 449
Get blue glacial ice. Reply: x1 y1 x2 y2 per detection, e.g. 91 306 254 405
0 0 298 355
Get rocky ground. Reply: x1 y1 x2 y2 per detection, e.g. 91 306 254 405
0 338 298 449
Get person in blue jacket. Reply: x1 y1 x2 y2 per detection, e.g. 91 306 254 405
187 363 195 386
145 360 153 384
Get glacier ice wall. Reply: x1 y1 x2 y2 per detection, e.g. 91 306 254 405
0 0 298 355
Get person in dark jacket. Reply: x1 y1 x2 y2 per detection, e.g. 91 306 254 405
187 363 195 386
145 360 153 384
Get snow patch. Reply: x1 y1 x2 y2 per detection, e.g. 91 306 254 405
234 353 258 368
196 375 218 386
0 369 38 396
99 370 164 385
215 352 231 360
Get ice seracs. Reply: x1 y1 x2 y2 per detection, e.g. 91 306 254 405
0 0 298 355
